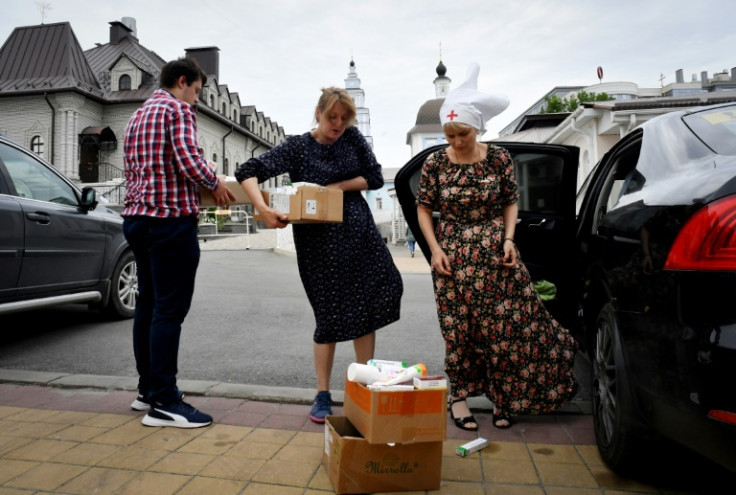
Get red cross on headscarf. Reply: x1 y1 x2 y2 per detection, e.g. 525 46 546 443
446 110 458 121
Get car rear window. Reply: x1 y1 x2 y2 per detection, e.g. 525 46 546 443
683 106 736 156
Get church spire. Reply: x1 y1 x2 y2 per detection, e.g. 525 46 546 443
433 43 451 97
344 57 373 148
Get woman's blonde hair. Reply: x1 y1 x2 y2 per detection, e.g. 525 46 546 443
315 87 356 127
443 121 477 134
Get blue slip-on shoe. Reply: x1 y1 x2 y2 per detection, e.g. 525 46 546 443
309 391 332 423
142 399 212 428
130 395 151 411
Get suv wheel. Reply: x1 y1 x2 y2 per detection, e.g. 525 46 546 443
105 251 137 319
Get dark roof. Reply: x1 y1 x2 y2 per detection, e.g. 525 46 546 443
0 22 102 96
405 98 444 143
84 33 166 101
414 98 444 125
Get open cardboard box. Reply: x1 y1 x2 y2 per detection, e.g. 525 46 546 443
343 379 447 444
323 416 442 494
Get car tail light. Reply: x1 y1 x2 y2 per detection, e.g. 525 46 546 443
665 196 736 271
708 409 736 425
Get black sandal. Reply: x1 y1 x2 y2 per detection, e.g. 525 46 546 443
449 398 478 432
493 410 512 429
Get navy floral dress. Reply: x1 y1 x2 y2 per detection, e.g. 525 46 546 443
235 126 402 343
416 145 577 416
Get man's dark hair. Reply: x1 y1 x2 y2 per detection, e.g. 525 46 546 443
159 57 208 89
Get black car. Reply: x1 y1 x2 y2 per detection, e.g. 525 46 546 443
0 135 136 319
395 102 736 474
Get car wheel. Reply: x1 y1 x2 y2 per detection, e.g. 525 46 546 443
592 302 644 473
105 251 137 319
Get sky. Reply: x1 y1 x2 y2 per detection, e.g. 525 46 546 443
2 0 735 168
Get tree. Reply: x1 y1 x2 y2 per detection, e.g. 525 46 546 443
541 91 615 113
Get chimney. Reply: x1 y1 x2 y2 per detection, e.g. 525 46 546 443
185 47 220 80
121 17 137 38
675 69 684 84
109 20 133 45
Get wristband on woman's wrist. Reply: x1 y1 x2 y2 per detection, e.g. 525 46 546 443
503 237 515 244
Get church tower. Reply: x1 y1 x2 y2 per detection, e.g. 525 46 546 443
344 58 373 148
405 58 452 156
433 58 451 98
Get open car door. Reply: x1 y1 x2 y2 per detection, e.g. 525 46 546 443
395 142 580 331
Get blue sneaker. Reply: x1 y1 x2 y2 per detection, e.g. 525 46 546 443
310 391 332 423
142 399 212 428
130 395 151 411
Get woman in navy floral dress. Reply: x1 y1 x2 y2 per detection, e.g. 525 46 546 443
236 87 402 423
416 64 577 430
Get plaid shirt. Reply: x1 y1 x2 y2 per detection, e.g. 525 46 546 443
122 88 219 218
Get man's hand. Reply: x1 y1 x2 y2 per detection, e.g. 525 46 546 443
212 175 236 208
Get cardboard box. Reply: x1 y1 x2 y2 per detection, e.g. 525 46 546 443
199 176 252 207
323 416 442 494
343 379 447 444
254 183 343 223
413 375 448 390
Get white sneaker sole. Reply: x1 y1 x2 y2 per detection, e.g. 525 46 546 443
130 399 151 411
142 410 212 428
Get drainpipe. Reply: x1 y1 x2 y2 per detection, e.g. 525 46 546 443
625 113 638 135
44 92 56 164
222 125 233 173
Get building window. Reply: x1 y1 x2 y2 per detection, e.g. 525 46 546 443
119 74 132 90
210 95 215 108
30 135 44 157
376 197 383 210
212 153 217 165
221 102 227 114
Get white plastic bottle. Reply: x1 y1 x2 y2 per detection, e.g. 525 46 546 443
347 363 390 385
369 363 427 388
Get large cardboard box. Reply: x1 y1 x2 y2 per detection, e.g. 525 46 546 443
343 379 447 444
254 183 343 223
199 176 252 207
323 416 442 494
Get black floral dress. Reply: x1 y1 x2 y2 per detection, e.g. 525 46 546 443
416 145 577 416
235 126 402 343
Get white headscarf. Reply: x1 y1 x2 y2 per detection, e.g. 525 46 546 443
439 63 509 133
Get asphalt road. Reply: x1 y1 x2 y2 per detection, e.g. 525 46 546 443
0 241 591 399
0 246 445 392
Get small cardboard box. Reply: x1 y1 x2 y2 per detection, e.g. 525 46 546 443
199 176 252 206
343 379 447 444
254 183 343 224
413 375 448 390
323 416 442 494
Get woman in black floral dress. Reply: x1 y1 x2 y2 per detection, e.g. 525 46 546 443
236 87 402 423
416 64 577 430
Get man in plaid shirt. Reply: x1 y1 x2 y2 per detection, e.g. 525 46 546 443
122 57 234 428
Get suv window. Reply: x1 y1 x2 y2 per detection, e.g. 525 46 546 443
513 153 565 213
0 143 79 206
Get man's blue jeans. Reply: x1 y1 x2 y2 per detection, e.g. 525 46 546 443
123 215 200 405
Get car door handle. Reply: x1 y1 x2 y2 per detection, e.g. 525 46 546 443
528 218 555 228
26 212 51 224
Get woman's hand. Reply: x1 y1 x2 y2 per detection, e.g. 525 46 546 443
431 248 452 276
502 239 518 267
260 207 289 229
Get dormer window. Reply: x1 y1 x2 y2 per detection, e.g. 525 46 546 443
209 94 215 108
221 102 226 115
119 74 132 90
